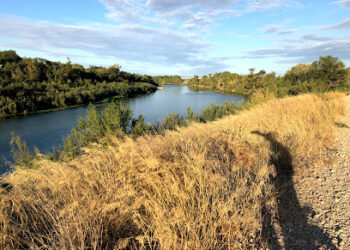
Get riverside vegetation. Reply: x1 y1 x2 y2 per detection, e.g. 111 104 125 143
0 93 345 248
9 100 240 164
0 54 349 248
0 50 158 117
152 75 183 85
155 56 350 97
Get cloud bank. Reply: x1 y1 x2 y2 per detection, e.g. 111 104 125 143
0 16 229 74
334 0 350 8
99 0 298 29
1 0 349 75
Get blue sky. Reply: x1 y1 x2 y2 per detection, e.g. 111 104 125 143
0 0 350 76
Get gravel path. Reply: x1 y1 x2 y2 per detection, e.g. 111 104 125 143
260 95 350 249
287 95 350 249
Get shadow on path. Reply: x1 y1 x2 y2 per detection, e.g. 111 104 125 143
252 131 336 249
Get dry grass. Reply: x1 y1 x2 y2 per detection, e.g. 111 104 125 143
0 93 345 249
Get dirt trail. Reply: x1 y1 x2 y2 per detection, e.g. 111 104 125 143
286 95 350 249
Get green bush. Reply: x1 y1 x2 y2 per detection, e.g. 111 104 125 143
200 101 237 122
185 106 200 123
61 102 133 159
221 101 237 116
9 134 35 168
161 113 185 130
201 103 222 122
102 102 133 133
131 115 152 137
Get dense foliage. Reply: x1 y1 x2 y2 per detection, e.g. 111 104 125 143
0 50 158 117
153 75 183 85
186 56 349 97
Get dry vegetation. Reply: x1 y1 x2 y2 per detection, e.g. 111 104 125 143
0 93 345 249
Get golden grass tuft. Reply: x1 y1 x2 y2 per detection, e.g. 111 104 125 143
0 93 345 249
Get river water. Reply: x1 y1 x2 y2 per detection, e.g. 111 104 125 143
0 85 246 174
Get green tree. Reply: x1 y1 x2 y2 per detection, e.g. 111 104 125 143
103 101 133 133
0 50 21 66
0 50 158 117
311 56 346 89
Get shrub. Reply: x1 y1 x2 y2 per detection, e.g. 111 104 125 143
185 106 200 123
201 103 222 121
161 113 185 130
131 115 152 137
61 102 132 159
9 134 35 168
200 101 237 122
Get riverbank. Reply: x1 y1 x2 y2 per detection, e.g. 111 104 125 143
0 50 159 118
156 56 350 99
0 85 245 169
0 92 344 248
188 84 246 95
159 83 248 98
0 84 158 120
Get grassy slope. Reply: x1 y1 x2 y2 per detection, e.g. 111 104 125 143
0 93 345 249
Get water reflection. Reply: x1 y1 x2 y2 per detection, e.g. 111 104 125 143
0 85 246 172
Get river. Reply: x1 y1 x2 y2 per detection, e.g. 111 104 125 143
0 85 246 174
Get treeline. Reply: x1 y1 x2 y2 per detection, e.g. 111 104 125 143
153 75 183 85
0 50 158 117
186 56 350 97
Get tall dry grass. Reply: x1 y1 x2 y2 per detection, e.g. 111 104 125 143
0 93 345 249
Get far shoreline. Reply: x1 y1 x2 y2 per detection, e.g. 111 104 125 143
159 83 249 98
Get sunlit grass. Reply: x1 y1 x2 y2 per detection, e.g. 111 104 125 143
0 92 345 249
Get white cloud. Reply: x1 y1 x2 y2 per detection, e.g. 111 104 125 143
325 18 350 30
6 1 347 76
243 18 350 64
245 38 350 62
249 16 350 65
263 24 282 33
276 29 296 35
301 33 331 42
99 0 299 30
99 0 146 22
263 25 296 35
334 0 350 8
146 0 238 11
262 19 297 35
104 0 241 30
0 15 228 74
246 0 298 11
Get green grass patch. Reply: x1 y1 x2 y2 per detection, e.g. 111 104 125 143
335 122 349 128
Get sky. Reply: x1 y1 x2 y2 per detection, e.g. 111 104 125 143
0 0 349 76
